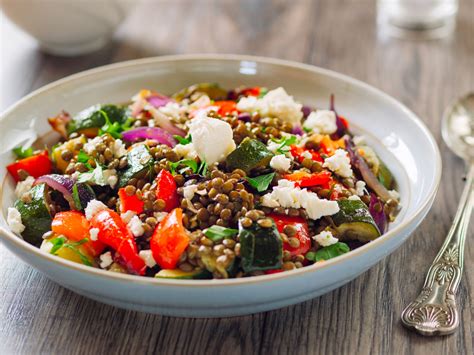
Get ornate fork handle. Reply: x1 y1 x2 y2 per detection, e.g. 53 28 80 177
401 164 474 336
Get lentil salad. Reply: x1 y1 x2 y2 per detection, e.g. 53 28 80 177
6 83 400 279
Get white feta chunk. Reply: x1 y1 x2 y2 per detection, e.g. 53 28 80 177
158 102 181 120
14 176 35 198
189 112 236 165
102 169 118 188
7 207 25 235
353 135 366 146
270 154 292 172
139 249 157 268
112 139 127 158
323 149 353 178
303 110 337 134
40 240 53 253
260 179 339 220
237 87 303 126
301 150 313 160
183 184 198 200
313 230 339 247
89 228 100 241
348 195 361 201
174 143 198 160
85 199 108 220
83 136 103 155
99 251 113 269
121 210 137 224
154 212 168 223
128 216 144 237
355 180 367 196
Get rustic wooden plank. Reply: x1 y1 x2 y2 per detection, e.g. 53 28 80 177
0 0 473 354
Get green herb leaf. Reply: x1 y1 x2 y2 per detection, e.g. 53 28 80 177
197 161 208 176
98 109 131 139
12 146 34 159
174 134 192 145
246 172 275 193
63 238 92 266
77 150 94 171
204 225 238 242
169 159 198 175
275 135 297 154
258 87 268 98
49 236 66 255
306 242 350 262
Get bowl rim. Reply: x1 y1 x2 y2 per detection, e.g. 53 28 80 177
0 53 442 287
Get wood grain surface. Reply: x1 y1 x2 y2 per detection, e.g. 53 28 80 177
1 1 473 354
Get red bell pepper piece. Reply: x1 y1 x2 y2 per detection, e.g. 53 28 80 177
7 150 52 182
155 169 179 212
269 214 311 257
289 145 323 163
90 209 146 275
240 87 261 97
213 100 238 116
264 269 285 275
150 208 189 269
118 188 144 214
52 211 105 257
284 171 332 188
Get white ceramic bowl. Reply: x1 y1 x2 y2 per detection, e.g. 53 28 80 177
0 0 133 56
0 55 441 317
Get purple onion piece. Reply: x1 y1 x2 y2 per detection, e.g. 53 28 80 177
227 90 239 101
330 94 347 138
237 112 251 122
146 94 173 109
122 127 177 147
301 105 312 119
34 174 75 208
291 124 304 136
369 193 387 234
345 137 392 202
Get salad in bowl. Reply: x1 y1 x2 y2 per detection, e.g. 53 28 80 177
5 83 400 280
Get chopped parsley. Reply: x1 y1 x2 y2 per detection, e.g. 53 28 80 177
49 236 92 266
246 172 275 192
12 146 33 159
174 134 192 145
204 225 238 242
272 135 297 154
169 159 198 175
305 242 350 262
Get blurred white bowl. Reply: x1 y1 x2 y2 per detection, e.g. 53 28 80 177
1 0 133 56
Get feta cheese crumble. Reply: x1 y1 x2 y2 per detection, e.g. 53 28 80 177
355 180 367 196
14 176 35 198
303 110 337 134
139 249 157 268
121 210 136 224
313 230 339 247
7 207 25 235
183 184 198 200
112 139 127 158
352 135 366 146
301 150 312 160
102 168 118 188
83 136 102 155
323 149 353 178
85 199 108 220
174 143 198 160
189 112 236 165
89 228 100 241
237 87 303 126
154 212 168 223
99 251 113 269
261 180 340 220
270 154 292 172
348 195 361 201
40 240 53 253
128 215 145 237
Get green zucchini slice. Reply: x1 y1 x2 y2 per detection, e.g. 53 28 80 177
14 183 52 246
226 138 273 173
239 219 283 273
332 199 381 242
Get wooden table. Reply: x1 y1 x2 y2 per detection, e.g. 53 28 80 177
1 1 473 354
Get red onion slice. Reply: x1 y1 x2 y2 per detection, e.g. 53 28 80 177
34 174 75 208
122 127 177 147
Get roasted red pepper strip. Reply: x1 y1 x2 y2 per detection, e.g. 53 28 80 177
118 188 144 214
284 171 332 188
150 208 190 269
269 214 311 257
52 211 105 257
213 100 238 116
240 87 261 97
90 209 146 275
155 169 179 212
7 150 52 182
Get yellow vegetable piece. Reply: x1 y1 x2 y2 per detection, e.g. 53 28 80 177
52 136 86 172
